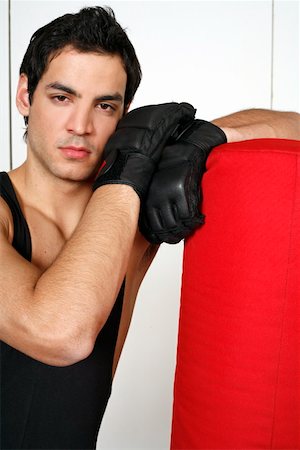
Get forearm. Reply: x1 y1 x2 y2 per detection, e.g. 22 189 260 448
27 185 139 365
212 109 300 143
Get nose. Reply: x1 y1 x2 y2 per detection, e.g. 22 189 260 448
66 105 94 136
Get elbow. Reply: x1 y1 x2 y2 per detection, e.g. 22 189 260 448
52 337 94 367
35 327 96 367
26 305 106 367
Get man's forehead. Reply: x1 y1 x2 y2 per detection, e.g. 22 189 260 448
46 47 124 71
39 48 127 97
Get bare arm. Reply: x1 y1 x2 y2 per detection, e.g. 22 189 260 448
212 109 300 142
0 185 140 366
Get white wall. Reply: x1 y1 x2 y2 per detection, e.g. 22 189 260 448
272 0 299 110
0 0 10 172
2 1 299 449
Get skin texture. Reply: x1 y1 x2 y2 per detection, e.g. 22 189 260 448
213 109 300 142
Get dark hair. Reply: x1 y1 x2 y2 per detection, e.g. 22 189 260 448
20 6 142 126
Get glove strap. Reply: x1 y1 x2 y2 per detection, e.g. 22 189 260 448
93 151 156 199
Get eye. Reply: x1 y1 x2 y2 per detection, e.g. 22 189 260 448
54 95 69 102
98 103 115 111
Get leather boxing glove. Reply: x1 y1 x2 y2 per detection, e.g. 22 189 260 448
139 119 227 244
93 103 196 198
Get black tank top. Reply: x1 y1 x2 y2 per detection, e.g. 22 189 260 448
0 172 124 449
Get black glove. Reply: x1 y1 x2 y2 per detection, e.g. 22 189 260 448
139 119 227 244
93 103 196 198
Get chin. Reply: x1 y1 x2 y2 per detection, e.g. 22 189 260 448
52 164 97 183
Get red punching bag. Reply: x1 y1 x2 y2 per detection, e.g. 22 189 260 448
171 139 300 449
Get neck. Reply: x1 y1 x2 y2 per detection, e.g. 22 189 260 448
9 161 93 237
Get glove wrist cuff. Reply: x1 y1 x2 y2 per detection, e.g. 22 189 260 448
93 152 156 199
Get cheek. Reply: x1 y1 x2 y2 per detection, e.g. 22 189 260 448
28 110 59 154
29 102 60 136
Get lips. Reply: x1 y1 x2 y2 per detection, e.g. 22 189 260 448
59 146 91 160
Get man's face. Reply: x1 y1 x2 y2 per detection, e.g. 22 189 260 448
18 47 127 182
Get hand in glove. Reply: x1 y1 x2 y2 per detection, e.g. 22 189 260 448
139 119 227 243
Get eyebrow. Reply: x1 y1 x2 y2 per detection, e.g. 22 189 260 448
45 82 123 103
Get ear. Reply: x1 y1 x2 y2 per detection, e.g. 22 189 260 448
16 74 30 116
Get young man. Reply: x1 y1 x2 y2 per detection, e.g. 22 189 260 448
0 6 299 450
